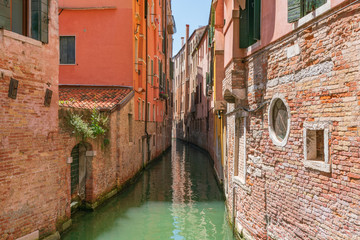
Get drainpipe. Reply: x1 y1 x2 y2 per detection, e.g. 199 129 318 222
145 0 150 167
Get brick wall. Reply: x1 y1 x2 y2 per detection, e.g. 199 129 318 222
60 97 172 208
225 3 360 239
0 0 72 238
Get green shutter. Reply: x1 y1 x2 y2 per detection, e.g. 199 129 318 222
170 60 174 79
253 0 261 40
288 0 301 23
151 60 153 85
239 1 249 48
40 0 48 43
239 0 256 48
31 0 40 40
159 61 162 88
31 0 48 43
0 0 11 30
162 30 165 53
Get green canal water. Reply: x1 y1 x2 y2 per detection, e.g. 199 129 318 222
62 140 235 240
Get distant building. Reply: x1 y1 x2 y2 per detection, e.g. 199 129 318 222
173 0 360 239
173 20 226 183
59 0 175 211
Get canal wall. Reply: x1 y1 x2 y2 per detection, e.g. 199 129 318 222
224 2 360 239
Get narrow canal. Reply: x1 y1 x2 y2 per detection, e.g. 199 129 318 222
62 140 235 240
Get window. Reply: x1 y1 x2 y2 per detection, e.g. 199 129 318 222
147 56 151 83
142 100 145 121
272 99 288 140
147 102 150 121
233 117 247 185
303 122 330 172
288 0 327 22
128 114 133 142
153 104 155 121
151 59 154 85
0 0 48 42
268 95 291 146
239 0 261 48
138 99 141 120
135 37 138 72
151 0 154 23
60 36 75 64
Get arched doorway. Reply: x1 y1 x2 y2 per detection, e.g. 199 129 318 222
70 142 93 202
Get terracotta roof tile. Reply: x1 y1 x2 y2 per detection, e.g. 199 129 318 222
59 85 133 111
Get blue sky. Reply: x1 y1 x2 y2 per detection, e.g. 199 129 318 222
171 0 211 56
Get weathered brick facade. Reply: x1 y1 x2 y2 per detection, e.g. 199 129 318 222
0 0 72 239
225 2 360 239
59 87 172 210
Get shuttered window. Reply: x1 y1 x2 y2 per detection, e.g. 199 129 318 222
288 0 327 23
239 0 261 49
0 0 48 43
151 59 154 85
60 36 75 64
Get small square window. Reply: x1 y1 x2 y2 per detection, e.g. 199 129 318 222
303 122 330 172
306 129 324 161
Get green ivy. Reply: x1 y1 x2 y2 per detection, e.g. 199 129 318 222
68 107 109 141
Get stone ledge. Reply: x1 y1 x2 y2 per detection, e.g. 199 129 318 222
0 29 42 47
233 177 251 194
303 160 331 173
42 232 60 240
16 231 39 240
61 219 72 233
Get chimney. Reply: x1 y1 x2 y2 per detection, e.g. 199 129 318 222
186 24 189 43
185 24 189 78
181 37 184 46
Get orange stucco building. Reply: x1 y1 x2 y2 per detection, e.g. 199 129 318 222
58 0 175 216
59 0 175 123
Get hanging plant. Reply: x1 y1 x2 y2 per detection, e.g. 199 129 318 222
63 107 109 141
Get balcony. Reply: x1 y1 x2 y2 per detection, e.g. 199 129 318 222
167 15 176 34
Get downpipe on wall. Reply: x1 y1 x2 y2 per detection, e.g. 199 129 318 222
145 0 150 167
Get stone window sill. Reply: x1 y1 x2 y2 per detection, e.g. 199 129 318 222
303 160 331 173
293 0 331 29
246 40 261 54
0 28 42 47
233 176 251 194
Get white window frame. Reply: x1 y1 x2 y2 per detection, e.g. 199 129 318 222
268 93 291 147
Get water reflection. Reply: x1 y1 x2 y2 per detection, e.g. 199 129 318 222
62 140 234 240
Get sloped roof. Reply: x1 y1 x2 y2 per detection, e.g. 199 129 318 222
59 85 134 111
